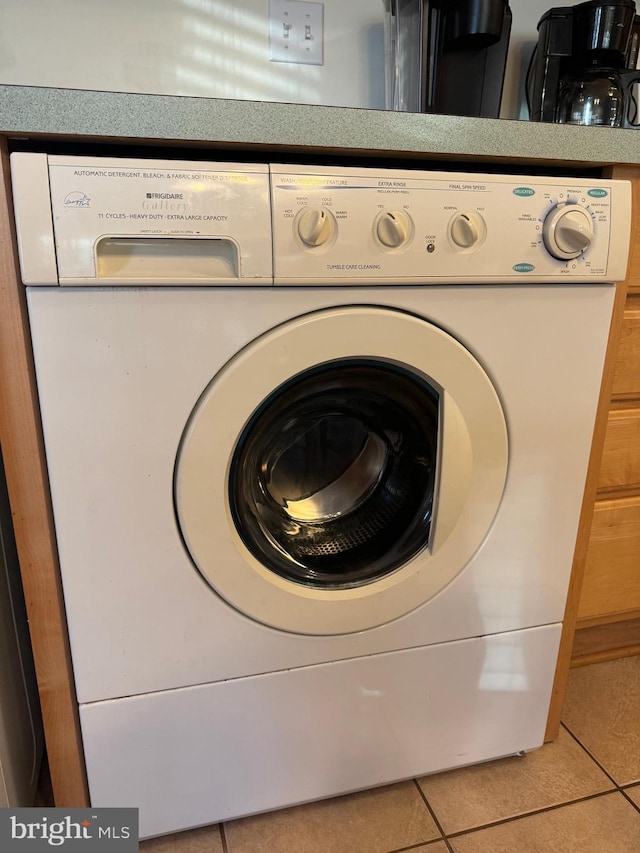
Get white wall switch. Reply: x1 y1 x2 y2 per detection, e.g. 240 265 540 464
269 0 324 66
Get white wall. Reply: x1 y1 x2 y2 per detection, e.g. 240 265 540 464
0 0 587 118
0 0 387 108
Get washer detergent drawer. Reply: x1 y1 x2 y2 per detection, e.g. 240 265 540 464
80 625 561 839
10 153 273 286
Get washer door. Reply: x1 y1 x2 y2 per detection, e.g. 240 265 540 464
175 306 508 635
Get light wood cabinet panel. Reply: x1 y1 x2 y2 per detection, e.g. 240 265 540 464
578 495 640 621
611 299 640 399
572 615 640 666
0 143 88 804
598 407 640 493
570 185 640 668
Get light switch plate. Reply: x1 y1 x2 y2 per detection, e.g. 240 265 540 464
269 0 324 66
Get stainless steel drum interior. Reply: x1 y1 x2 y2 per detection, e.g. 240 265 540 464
229 358 439 588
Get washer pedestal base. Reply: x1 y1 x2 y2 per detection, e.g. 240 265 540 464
81 624 560 839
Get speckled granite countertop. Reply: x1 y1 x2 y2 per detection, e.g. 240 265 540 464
0 84 638 167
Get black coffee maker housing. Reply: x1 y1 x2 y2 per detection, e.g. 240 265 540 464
384 0 512 117
527 0 640 126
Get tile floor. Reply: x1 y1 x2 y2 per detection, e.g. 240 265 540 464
138 655 640 852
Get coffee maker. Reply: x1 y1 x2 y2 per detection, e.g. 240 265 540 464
383 0 512 117
527 0 640 127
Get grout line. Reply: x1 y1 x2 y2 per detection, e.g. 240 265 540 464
412 779 455 853
446 789 620 839
620 786 640 815
219 822 229 853
560 721 622 789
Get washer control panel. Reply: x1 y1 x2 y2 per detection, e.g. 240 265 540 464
271 165 631 284
9 155 632 287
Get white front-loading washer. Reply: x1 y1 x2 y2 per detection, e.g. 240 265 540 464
10 155 631 838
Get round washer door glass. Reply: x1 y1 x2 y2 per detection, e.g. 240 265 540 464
230 359 439 589
175 307 508 635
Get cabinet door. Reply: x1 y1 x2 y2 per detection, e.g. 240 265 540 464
598 408 640 494
578 495 640 622
611 302 640 399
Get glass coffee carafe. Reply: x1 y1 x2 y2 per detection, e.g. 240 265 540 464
556 66 640 126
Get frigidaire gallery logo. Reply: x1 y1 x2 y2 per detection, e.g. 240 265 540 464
1 808 138 851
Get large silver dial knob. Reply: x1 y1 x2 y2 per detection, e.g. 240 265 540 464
296 207 336 248
449 211 486 250
375 210 413 249
543 204 594 260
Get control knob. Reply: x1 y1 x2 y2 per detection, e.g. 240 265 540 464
542 204 594 260
375 210 413 249
449 211 486 250
296 207 336 248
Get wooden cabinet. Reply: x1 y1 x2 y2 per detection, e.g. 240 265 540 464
546 167 640 740
580 496 640 620
572 219 640 663
611 305 640 399
597 408 640 494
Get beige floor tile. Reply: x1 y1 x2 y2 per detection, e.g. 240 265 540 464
418 726 612 834
625 785 640 809
394 845 449 853
140 824 223 852
449 792 640 853
224 781 440 853
562 657 640 785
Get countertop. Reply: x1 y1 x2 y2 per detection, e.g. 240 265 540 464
1 84 639 167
